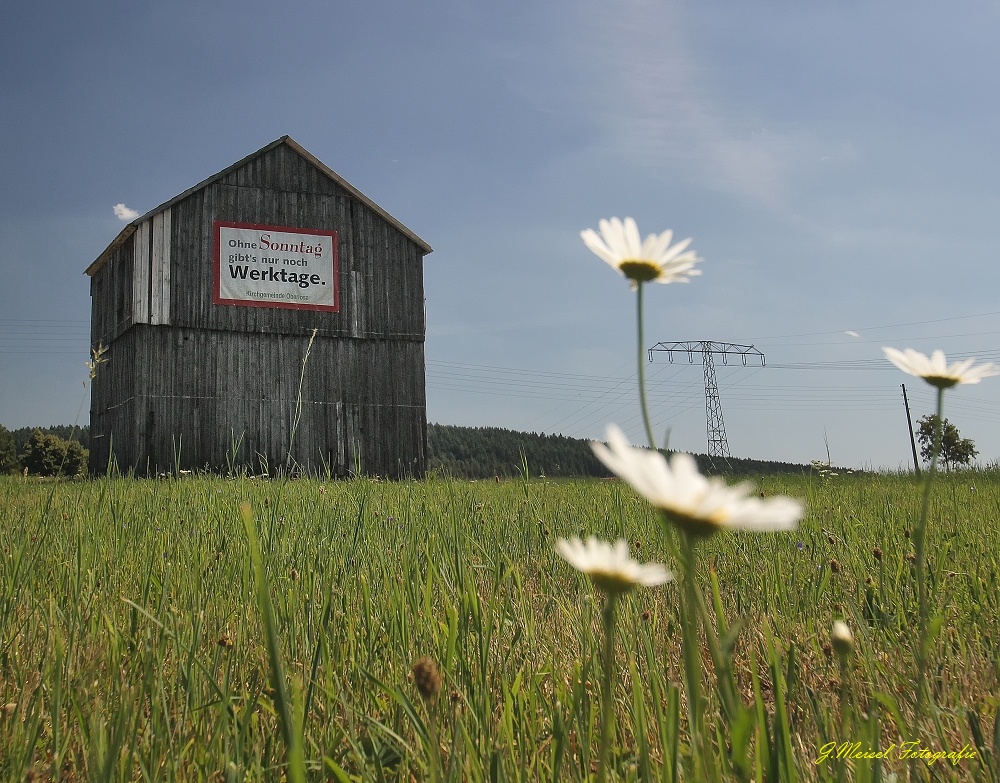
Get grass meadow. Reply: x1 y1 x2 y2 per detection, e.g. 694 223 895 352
1 469 999 781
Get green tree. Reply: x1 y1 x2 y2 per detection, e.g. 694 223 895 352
20 429 89 477
916 414 978 470
0 425 18 474
11 424 90 453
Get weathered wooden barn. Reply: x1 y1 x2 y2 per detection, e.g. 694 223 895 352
86 136 431 477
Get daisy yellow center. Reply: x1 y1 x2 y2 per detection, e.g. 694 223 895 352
617 259 662 283
589 569 639 595
924 375 960 390
660 507 729 538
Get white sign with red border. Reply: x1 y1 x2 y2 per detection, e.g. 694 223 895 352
213 221 339 311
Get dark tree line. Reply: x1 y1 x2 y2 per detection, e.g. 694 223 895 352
428 424 608 479
427 423 813 479
9 424 90 453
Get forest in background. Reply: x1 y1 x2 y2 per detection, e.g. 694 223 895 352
8 424 90 452
1 422 813 478
427 423 812 479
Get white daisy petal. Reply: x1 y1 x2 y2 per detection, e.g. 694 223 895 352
660 236 693 261
623 217 642 254
603 218 630 258
581 229 619 268
642 229 674 260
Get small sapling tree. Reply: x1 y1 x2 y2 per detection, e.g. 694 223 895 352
916 414 977 470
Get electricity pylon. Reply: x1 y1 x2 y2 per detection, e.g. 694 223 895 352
648 341 765 460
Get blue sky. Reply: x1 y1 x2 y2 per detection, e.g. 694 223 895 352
3 0 1000 469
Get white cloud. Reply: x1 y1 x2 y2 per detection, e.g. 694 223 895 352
113 203 140 221
579 1 852 210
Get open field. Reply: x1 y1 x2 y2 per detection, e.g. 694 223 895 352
1 471 998 781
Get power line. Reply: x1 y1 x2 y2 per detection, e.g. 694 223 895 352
747 309 1000 341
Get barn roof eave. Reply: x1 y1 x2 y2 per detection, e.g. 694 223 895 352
85 135 432 277
85 223 138 276
281 137 433 256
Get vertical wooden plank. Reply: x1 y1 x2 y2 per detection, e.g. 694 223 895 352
133 222 151 325
161 208 171 324
150 209 171 325
150 215 163 324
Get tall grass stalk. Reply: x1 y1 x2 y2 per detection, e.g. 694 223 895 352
240 502 306 783
286 327 318 475
596 592 619 783
678 532 704 756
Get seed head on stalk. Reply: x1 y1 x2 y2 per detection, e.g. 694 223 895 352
412 656 442 702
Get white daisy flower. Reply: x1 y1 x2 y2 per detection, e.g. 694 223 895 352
581 217 701 288
883 347 1000 389
556 536 672 594
591 425 803 536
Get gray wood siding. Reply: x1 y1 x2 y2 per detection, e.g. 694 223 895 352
90 326 426 477
90 234 136 347
168 144 425 340
89 139 428 478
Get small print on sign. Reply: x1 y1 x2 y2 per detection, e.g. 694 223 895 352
213 221 339 311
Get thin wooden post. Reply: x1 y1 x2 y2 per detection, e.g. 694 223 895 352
901 383 921 476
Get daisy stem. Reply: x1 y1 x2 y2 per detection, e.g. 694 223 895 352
635 282 658 451
838 653 851 737
679 532 703 753
427 699 443 783
836 654 851 783
913 386 944 716
597 592 619 783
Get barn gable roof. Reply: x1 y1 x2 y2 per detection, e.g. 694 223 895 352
85 135 432 276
